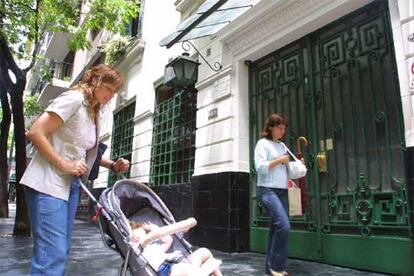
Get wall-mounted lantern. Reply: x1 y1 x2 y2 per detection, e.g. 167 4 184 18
164 52 200 88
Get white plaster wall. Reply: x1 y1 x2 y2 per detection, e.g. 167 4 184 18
131 113 153 182
233 61 250 173
93 1 183 186
390 0 414 147
195 69 235 174
72 29 112 82
193 59 250 175
72 49 88 79
125 0 183 183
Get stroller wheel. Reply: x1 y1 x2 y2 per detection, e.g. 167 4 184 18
104 234 114 247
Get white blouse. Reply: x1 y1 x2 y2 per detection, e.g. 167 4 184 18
20 90 100 200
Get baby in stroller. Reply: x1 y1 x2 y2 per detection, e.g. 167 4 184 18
130 221 223 276
96 179 223 276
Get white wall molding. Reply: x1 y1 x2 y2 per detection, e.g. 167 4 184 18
117 39 146 72
195 65 232 90
133 110 153 124
220 0 371 61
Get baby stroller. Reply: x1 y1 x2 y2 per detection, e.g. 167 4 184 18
82 179 204 276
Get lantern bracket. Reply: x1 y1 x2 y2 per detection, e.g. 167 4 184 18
182 41 222 73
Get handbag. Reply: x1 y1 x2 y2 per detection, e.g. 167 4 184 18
288 181 302 216
281 142 307 180
88 142 108 181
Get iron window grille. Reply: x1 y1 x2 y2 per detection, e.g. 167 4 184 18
108 101 135 186
150 88 197 186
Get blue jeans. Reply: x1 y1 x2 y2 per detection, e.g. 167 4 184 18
25 177 81 275
258 187 291 272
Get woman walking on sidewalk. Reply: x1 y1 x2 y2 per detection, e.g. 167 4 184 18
20 64 129 275
254 113 290 276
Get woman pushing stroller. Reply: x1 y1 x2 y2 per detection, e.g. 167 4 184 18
129 220 223 276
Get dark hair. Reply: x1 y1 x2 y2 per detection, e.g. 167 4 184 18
261 113 288 140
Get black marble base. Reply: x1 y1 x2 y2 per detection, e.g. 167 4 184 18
151 171 250 252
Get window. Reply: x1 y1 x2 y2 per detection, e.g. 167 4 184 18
90 29 101 41
150 87 197 186
108 101 135 186
126 16 140 37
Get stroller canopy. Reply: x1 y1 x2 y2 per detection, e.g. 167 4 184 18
100 180 176 235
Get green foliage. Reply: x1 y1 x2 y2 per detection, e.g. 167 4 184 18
0 0 140 61
23 96 45 131
100 34 131 65
0 96 44 149
7 129 14 150
37 66 53 82
0 0 140 153
24 96 45 117
67 0 140 51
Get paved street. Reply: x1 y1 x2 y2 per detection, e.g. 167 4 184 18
1 204 388 276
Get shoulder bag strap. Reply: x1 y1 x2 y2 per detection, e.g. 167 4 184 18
280 142 300 162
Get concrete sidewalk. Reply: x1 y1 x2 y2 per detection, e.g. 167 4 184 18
1 203 388 276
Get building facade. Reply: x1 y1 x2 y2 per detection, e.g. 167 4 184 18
159 0 413 275
28 0 413 275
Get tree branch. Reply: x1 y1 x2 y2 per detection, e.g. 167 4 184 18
0 41 14 91
23 0 41 73
11 0 37 13
0 36 22 78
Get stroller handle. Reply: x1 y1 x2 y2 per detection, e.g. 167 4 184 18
78 179 108 221
140 218 197 247
79 180 98 203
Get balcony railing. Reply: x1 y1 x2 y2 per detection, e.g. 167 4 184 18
50 60 73 81
31 60 73 96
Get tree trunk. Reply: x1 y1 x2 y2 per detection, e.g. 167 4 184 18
0 35 31 236
0 81 11 218
11 79 31 236
0 36 12 219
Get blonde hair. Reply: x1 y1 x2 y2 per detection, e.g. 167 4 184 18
73 64 124 118
129 220 145 229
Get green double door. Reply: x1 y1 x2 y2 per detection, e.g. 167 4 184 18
248 2 413 275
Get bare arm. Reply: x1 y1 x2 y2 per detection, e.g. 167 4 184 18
100 157 130 173
159 234 173 253
145 224 173 253
100 158 113 170
27 112 87 176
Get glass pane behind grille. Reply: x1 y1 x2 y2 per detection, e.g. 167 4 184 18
150 90 196 186
108 101 135 186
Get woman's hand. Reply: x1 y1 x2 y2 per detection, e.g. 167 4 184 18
278 154 290 164
268 154 290 170
112 158 130 173
56 159 88 176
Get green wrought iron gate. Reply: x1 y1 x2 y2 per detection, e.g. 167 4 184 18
248 2 413 275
